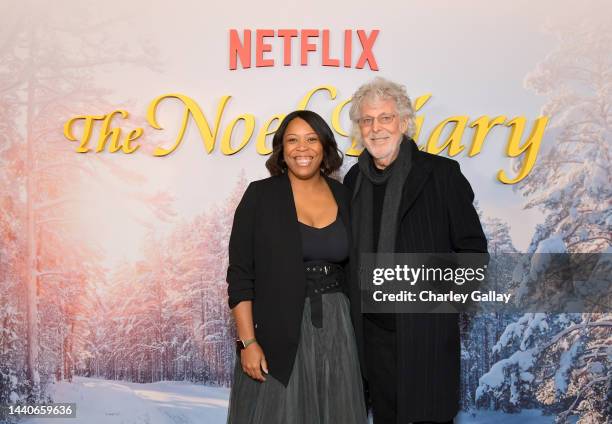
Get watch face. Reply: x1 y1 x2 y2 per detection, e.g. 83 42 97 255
236 340 245 351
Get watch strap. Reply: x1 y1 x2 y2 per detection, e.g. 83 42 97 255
236 337 257 350
242 338 257 348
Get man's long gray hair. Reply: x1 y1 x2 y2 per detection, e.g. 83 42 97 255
349 77 416 146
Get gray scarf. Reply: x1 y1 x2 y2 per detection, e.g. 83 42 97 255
352 137 413 256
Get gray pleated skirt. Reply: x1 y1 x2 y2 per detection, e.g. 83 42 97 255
227 292 367 424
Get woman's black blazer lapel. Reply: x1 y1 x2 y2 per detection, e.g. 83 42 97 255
324 173 352 249
277 173 305 266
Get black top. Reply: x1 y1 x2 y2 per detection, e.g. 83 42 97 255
299 217 349 263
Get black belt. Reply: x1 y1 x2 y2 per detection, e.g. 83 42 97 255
304 263 344 328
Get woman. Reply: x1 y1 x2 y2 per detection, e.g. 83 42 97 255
226 110 367 424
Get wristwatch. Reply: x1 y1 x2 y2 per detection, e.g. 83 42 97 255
236 338 257 352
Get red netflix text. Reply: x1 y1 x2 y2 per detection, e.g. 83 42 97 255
228 29 379 71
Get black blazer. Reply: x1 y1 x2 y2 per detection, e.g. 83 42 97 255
226 172 352 386
344 138 488 423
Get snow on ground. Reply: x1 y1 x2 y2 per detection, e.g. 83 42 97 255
21 376 559 423
23 376 229 424
457 409 557 423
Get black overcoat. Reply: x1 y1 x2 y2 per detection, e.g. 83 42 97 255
226 173 352 387
344 139 488 423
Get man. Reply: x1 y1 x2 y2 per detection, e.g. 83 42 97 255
344 77 488 424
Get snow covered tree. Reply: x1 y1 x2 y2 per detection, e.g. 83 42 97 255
460 214 519 411
478 21 611 423
518 21 610 254
477 313 611 420
0 0 162 402
78 175 248 386
484 217 517 255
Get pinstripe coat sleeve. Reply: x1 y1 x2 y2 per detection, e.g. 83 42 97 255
447 162 488 254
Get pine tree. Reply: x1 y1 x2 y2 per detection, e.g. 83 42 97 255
478 21 611 423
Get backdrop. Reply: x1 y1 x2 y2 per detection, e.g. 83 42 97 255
1 1 610 423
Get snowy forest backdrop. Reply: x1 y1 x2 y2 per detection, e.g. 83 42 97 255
1 2 610 424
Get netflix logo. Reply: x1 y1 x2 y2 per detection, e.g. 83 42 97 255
228 29 380 70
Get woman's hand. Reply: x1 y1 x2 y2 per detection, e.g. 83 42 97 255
231 301 267 381
240 342 268 382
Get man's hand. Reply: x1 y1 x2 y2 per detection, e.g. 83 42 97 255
240 342 268 382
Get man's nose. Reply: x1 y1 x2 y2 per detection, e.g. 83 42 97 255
372 119 381 132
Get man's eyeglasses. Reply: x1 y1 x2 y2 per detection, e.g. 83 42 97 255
357 113 397 127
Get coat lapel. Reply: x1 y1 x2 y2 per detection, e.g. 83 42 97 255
279 173 305 265
325 175 349 224
398 143 434 221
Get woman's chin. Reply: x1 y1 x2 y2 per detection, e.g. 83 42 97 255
288 167 320 180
